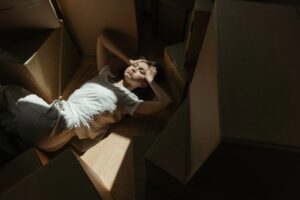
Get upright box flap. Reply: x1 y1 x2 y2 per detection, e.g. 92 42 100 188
0 24 80 102
56 0 138 56
1 150 104 200
0 0 60 44
146 2 221 184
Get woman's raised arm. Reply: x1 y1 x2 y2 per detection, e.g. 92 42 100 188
97 30 131 71
135 66 172 115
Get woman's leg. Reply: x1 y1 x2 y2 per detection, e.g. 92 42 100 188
0 84 55 146
0 84 31 112
0 84 31 132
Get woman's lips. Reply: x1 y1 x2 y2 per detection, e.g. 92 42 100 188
127 71 133 76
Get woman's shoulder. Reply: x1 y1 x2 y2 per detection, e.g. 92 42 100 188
98 65 111 75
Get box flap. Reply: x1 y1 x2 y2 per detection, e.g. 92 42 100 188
0 0 60 44
1 150 104 200
56 0 138 56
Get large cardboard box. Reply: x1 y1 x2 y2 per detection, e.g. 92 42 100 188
146 1 221 184
0 24 80 102
0 148 48 193
0 0 61 44
163 43 186 105
216 1 300 148
146 0 300 187
56 0 139 56
184 0 212 67
1 149 111 200
155 0 194 44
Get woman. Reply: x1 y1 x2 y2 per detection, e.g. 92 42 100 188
0 30 172 152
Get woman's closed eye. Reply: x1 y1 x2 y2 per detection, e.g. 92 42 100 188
139 68 145 75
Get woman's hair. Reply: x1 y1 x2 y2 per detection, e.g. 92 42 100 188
138 56 156 67
136 56 164 81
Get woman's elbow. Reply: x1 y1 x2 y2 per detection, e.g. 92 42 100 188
164 96 173 107
161 98 172 110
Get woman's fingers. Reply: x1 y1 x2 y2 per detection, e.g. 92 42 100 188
150 66 157 73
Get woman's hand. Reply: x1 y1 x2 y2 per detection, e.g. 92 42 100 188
145 66 157 84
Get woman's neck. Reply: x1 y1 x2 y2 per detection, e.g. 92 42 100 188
115 79 136 91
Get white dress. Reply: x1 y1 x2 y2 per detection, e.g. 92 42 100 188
0 66 142 151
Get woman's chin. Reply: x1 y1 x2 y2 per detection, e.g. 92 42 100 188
124 73 131 79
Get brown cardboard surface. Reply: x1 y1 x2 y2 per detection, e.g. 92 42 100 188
0 25 80 102
146 3 221 183
0 0 60 44
24 28 61 101
1 149 103 200
188 2 220 180
0 30 60 102
56 0 138 56
0 148 45 193
163 43 186 105
80 132 135 200
184 0 211 67
0 129 20 161
157 2 188 43
0 60 50 102
146 97 190 183
217 1 300 148
59 25 81 96
77 155 113 200
159 0 195 13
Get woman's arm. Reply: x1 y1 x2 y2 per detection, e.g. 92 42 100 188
97 30 131 71
135 66 172 114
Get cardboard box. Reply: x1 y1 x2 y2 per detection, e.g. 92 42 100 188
147 1 300 186
1 149 111 200
163 42 197 105
0 128 20 166
0 0 60 44
215 1 300 148
184 0 212 67
146 3 221 183
163 43 186 105
0 148 48 193
56 0 138 56
155 0 194 43
0 24 80 102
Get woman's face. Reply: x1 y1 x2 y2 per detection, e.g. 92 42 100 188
124 61 149 88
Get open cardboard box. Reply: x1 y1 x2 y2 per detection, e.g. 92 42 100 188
0 0 61 44
56 0 139 56
0 0 139 100
146 0 300 186
1 149 112 200
146 1 220 183
0 24 80 103
217 0 300 148
0 0 80 103
0 148 48 194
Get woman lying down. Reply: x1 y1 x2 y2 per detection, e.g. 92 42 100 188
0 31 172 152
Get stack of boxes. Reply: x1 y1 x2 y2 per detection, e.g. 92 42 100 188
146 0 300 198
